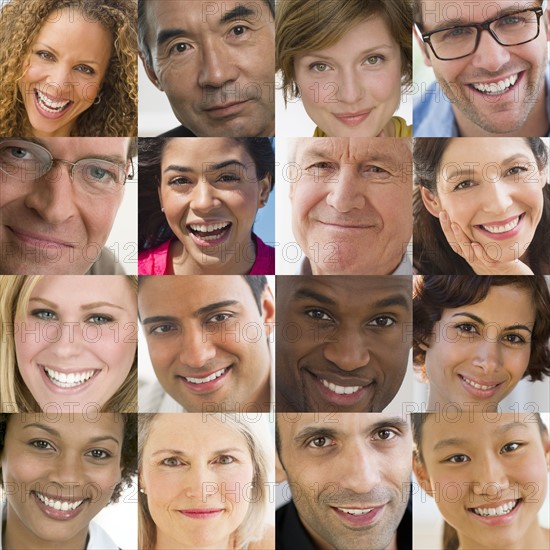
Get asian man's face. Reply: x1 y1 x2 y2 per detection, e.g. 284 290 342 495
276 276 412 412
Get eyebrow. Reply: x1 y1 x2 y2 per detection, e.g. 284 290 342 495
433 422 530 452
294 416 409 443
220 4 257 24
151 446 247 457
163 160 246 174
450 312 533 333
23 423 120 446
141 300 240 326
293 289 411 311
300 44 395 61
29 298 125 311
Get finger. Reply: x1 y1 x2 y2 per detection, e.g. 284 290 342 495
439 211 465 257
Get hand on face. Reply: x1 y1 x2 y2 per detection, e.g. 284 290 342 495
439 211 534 275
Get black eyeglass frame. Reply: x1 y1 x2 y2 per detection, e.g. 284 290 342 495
419 7 544 61
0 139 135 185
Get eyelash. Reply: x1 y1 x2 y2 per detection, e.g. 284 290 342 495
30 310 114 325
455 323 527 344
29 440 112 460
35 51 94 75
305 309 333 322
363 55 385 65
149 324 177 335
206 312 234 323
31 309 57 321
160 455 236 466
306 436 334 449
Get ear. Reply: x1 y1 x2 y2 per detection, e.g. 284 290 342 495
418 340 430 351
257 174 272 209
414 25 433 67
543 433 550 471
412 453 434 497
275 450 287 483
139 52 164 91
260 286 276 339
420 186 442 217
157 186 164 210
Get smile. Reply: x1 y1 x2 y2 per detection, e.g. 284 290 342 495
43 366 98 388
185 367 227 385
471 73 519 96
472 499 519 517
320 378 364 395
35 491 85 512
35 89 72 113
187 222 231 242
460 374 499 391
478 214 522 234
336 507 374 515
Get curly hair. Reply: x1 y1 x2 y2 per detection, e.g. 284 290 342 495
0 0 137 137
413 275 550 382
0 412 137 503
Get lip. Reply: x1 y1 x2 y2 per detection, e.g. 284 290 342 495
203 100 250 118
468 498 522 526
32 491 88 521
39 363 102 395
467 71 524 99
309 371 374 408
178 508 225 520
7 226 75 249
333 109 372 127
176 366 232 395
459 374 505 399
33 88 73 120
186 222 232 248
317 221 378 231
330 504 385 527
474 213 525 241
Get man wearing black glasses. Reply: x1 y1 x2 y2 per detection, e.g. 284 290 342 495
0 137 136 275
413 0 549 137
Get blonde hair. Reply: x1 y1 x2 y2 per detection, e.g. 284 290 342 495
0 275 137 412
0 0 137 137
138 413 274 550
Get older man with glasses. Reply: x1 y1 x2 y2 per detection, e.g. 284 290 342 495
0 137 135 275
413 0 549 137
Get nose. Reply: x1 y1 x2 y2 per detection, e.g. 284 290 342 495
43 64 74 97
198 40 239 88
337 440 381 494
470 30 511 72
325 168 366 212
47 450 85 488
180 325 217 369
23 163 78 225
323 327 370 371
472 337 503 374
336 68 364 105
471 455 510 496
183 463 210 499
481 181 514 215
47 320 85 360
189 179 219 213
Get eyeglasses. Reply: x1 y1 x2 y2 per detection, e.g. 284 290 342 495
0 139 134 197
419 7 543 61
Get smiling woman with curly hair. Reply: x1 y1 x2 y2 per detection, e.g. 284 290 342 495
0 0 137 137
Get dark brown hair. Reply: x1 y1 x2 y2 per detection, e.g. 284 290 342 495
413 275 550 381
413 138 550 275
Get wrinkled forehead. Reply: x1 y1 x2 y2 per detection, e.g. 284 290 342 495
420 0 542 28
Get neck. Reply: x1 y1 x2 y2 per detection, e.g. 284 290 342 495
459 526 549 550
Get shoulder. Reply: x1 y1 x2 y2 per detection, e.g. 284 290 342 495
250 234 275 275
413 81 456 137
87 521 119 550
157 125 197 137
138 240 171 275
392 116 412 137
248 525 275 550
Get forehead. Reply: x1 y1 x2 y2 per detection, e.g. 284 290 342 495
161 138 253 166
145 0 271 32
440 137 535 165
138 275 257 314
278 276 411 312
421 0 540 27
24 137 130 161
295 138 410 165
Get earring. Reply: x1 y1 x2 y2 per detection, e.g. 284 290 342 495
139 488 146 494
93 93 102 105
161 207 165 213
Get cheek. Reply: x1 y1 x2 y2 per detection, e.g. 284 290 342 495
293 186 323 221
82 206 119 241
14 323 44 366
369 69 402 104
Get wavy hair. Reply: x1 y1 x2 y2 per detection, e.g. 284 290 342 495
0 275 138 413
0 0 137 136
138 413 274 550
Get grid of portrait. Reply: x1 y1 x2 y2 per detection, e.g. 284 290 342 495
0 1 549 550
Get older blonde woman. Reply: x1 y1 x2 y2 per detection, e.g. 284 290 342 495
138 413 275 549
0 0 137 137
0 275 137 412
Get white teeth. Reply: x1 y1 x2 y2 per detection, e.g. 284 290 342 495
44 367 96 388
337 507 373 515
35 491 84 511
321 379 362 395
189 222 230 233
35 89 70 112
473 500 518 517
462 376 497 391
481 216 520 234
472 74 518 95
185 368 226 384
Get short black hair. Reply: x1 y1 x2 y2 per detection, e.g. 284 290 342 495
243 275 268 313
